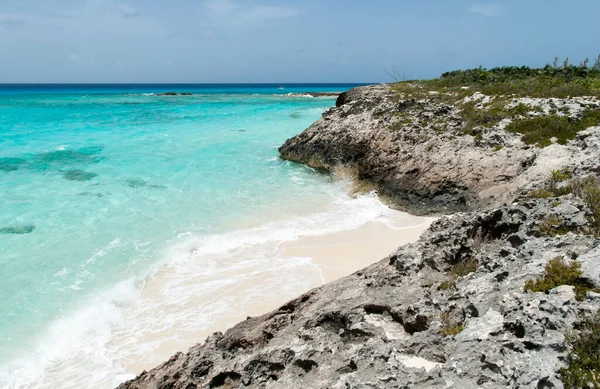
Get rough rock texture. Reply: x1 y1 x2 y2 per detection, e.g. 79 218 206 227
279 85 600 215
118 198 600 389
118 85 600 389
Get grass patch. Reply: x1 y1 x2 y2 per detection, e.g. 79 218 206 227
524 257 598 301
560 310 600 389
389 58 600 142
552 168 574 182
439 258 479 291
440 312 464 336
528 174 600 236
439 280 454 290
429 58 600 98
505 109 600 147
539 214 570 237
493 145 504 152
450 258 479 278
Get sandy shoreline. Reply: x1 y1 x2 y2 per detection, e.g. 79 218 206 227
119 210 435 375
280 214 435 283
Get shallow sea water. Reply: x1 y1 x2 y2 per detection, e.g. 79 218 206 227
0 84 404 388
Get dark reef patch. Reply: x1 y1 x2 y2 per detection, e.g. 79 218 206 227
0 225 35 234
78 192 104 198
126 178 147 188
0 157 26 172
62 169 98 181
125 178 165 189
31 147 104 171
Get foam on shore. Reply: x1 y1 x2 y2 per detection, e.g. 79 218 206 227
0 190 433 389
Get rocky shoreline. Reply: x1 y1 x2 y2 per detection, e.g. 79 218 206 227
118 79 600 388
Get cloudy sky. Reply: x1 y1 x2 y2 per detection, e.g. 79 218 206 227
0 0 598 83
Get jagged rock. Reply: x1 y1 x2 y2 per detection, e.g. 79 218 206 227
279 85 600 215
118 199 600 389
118 85 600 389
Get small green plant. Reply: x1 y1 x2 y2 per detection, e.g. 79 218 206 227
539 214 570 237
570 176 600 236
450 258 479 278
528 188 556 199
492 145 503 152
440 312 464 336
505 109 600 147
524 257 598 301
550 200 562 208
552 168 574 183
527 174 600 236
439 280 454 290
560 310 600 389
439 258 479 291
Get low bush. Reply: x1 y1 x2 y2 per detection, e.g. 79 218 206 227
505 109 600 147
440 312 464 336
560 310 600 388
524 257 598 301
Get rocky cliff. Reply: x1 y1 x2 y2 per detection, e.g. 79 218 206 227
279 85 600 215
119 77 600 388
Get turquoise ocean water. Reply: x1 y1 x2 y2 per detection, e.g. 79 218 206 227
0 84 401 388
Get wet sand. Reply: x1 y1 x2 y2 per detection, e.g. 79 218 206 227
120 211 435 375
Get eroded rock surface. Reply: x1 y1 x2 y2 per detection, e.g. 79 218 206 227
279 85 600 215
118 197 600 389
118 85 600 389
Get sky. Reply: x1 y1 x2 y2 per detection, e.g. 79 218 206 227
0 0 599 83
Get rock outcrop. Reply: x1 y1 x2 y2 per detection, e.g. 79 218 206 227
118 84 600 389
119 197 599 389
279 85 600 215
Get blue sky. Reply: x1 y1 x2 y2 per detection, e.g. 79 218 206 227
0 0 598 83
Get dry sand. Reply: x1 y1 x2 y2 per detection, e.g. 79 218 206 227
119 210 435 375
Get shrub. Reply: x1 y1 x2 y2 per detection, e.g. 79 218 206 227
552 168 574 183
539 214 570 237
524 257 598 301
450 258 479 278
440 312 464 336
528 174 600 236
505 109 600 148
439 280 454 290
569 176 600 236
560 310 600 389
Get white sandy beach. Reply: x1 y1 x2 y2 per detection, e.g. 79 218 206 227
119 210 435 375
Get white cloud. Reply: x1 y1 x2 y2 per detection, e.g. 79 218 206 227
68 53 81 62
467 4 502 17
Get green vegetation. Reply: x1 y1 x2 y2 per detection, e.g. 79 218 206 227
390 57 600 147
450 258 479 278
524 257 599 301
539 214 570 237
528 174 600 236
492 145 503 152
439 258 479 291
440 312 464 336
505 110 600 147
552 168 574 183
439 280 454 291
433 56 600 98
560 310 600 389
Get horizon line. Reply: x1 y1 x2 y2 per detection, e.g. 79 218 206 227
0 82 379 86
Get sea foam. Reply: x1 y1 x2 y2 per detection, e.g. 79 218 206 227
0 189 409 389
